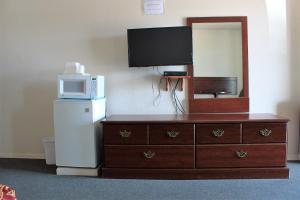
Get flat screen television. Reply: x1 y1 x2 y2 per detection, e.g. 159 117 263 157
127 26 193 67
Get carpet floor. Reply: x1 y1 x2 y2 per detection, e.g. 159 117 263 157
0 159 300 200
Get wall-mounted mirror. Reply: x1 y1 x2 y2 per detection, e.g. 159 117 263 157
187 17 249 113
193 22 243 98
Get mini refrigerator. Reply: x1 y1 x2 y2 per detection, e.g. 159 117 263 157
53 98 105 168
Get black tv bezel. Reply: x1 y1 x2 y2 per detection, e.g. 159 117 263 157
127 26 193 67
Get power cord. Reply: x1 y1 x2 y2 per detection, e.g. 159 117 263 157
156 66 163 75
173 79 185 113
152 66 185 113
168 78 185 114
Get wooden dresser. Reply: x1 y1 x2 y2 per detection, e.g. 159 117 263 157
101 114 289 179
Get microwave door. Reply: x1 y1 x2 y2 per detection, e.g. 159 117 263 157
59 77 91 99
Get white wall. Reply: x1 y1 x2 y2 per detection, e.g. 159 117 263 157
0 0 296 159
261 0 298 159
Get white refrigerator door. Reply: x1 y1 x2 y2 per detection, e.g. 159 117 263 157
54 100 101 168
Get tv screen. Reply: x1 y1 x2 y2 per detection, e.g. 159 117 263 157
127 26 193 67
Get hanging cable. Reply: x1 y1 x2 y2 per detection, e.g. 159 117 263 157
173 79 185 113
152 66 162 106
152 66 185 113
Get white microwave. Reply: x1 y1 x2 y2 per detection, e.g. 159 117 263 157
57 74 104 99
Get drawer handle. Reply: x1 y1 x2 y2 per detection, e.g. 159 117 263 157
119 130 131 138
259 128 272 137
211 129 225 137
167 130 180 138
143 151 156 159
236 151 248 158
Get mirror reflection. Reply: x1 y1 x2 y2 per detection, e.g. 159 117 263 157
192 22 243 98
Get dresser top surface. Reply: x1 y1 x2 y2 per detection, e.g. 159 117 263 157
102 113 289 124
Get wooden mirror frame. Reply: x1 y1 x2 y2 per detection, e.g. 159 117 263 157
187 16 249 113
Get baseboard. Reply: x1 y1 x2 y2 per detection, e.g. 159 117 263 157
287 154 300 161
0 153 44 159
57 165 101 176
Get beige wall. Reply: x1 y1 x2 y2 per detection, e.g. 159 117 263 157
287 0 300 159
288 0 300 101
0 0 297 159
0 3 6 157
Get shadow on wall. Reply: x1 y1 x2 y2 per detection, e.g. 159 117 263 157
277 101 299 159
287 0 300 158
10 78 57 156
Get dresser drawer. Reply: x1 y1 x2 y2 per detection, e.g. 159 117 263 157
105 146 194 168
196 144 286 168
196 124 241 144
103 124 147 145
243 123 286 143
149 124 194 144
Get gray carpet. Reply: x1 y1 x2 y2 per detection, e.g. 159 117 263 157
0 159 300 200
